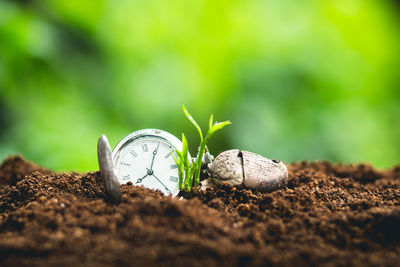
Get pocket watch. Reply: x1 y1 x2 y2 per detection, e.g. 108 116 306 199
111 129 190 197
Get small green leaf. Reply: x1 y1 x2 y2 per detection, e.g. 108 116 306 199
190 163 197 177
171 152 179 165
176 149 182 158
209 120 231 136
182 104 203 142
171 152 184 190
181 133 188 164
208 114 214 130
172 151 183 170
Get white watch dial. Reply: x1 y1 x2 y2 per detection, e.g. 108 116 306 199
115 136 180 196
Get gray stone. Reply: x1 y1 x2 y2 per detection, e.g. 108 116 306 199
97 135 122 203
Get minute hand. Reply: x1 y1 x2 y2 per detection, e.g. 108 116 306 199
146 168 171 193
149 143 160 170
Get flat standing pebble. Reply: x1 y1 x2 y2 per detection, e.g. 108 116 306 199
97 135 122 203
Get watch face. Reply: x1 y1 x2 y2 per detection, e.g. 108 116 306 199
112 129 185 197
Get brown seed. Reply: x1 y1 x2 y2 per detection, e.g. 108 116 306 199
206 149 244 185
241 151 288 192
205 149 288 192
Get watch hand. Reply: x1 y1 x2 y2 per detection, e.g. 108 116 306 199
146 168 171 193
136 173 149 184
149 143 160 171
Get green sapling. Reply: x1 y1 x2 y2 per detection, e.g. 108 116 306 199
172 105 231 192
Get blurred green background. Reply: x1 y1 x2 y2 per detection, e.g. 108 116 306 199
1 0 400 171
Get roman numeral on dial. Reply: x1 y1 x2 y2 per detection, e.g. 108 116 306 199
141 144 148 152
129 150 137 158
170 176 178 182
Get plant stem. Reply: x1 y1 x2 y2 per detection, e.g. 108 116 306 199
178 167 184 190
194 133 211 186
184 159 191 191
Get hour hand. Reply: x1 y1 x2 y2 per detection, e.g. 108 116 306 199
136 173 149 184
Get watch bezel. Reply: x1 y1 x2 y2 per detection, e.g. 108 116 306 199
111 129 187 161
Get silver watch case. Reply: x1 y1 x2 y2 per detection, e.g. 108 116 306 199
111 129 191 197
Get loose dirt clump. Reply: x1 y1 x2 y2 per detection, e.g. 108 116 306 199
0 155 49 186
0 156 399 266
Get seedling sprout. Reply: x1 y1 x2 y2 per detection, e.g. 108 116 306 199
172 105 231 192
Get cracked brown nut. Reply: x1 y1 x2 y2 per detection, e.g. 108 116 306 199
202 149 288 192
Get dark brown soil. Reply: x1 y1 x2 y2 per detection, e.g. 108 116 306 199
0 155 399 266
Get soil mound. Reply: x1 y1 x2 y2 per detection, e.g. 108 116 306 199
0 155 48 186
0 156 399 266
